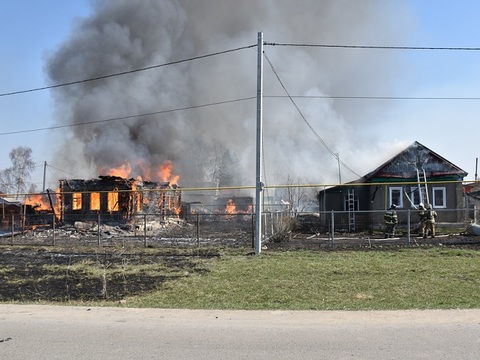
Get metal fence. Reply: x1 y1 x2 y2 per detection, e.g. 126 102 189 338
0 212 254 248
0 207 475 248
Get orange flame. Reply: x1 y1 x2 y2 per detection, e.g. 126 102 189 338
100 160 179 185
222 198 252 219
24 191 61 220
107 190 119 213
90 192 101 211
156 160 179 185
24 194 51 211
225 198 237 214
103 162 132 178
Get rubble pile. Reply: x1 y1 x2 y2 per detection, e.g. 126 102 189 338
1 216 251 248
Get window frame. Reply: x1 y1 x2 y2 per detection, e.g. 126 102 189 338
108 188 119 213
432 186 447 209
389 186 403 208
90 192 101 211
409 186 420 207
72 192 82 211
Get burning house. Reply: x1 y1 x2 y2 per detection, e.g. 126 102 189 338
215 196 253 215
180 195 254 222
59 176 181 224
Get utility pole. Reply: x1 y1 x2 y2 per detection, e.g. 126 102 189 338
42 161 47 192
255 32 264 255
475 157 478 181
336 153 342 184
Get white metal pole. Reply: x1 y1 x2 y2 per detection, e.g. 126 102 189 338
255 32 264 255
336 153 341 184
43 161 47 192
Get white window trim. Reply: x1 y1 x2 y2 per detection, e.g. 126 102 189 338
410 186 420 206
389 186 403 208
432 186 447 209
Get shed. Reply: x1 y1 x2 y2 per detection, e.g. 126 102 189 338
0 196 22 229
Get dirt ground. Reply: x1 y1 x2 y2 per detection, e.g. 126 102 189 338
267 232 480 251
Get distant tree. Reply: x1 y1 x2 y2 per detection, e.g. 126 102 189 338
190 139 242 187
281 175 317 216
217 149 242 186
0 146 36 197
0 168 12 194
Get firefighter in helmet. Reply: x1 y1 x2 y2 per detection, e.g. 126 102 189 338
384 204 398 238
418 203 428 238
424 204 437 238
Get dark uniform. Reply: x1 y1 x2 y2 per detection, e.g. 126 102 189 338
384 204 398 238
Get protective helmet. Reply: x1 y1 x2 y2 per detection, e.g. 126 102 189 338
426 204 432 210
419 203 424 209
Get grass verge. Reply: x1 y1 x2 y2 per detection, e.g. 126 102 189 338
124 247 480 310
2 246 480 310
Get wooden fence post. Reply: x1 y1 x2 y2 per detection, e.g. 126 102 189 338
52 214 56 246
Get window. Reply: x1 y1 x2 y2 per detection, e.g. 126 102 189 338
90 192 100 211
389 187 403 208
409 186 420 207
108 189 119 213
72 192 82 210
432 187 446 208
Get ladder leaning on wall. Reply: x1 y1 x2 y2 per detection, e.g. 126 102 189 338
347 189 355 231
416 168 430 206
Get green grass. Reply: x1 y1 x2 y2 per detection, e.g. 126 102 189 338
3 246 480 310
123 248 480 310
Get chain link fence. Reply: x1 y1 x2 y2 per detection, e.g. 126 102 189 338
0 207 475 248
1 180 478 248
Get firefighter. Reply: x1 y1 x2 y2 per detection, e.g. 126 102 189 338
384 204 398 238
418 203 428 238
424 204 437 238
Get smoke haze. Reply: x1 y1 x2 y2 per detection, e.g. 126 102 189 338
46 0 415 186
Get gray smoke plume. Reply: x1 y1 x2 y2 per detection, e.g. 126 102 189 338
46 0 414 187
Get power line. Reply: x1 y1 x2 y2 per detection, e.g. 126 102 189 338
4 41 480 101
3 41 479 98
46 164 79 178
3 92 476 137
0 97 256 136
0 44 257 97
263 51 362 178
265 42 480 51
265 95 480 101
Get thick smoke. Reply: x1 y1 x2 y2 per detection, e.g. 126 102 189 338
47 0 414 187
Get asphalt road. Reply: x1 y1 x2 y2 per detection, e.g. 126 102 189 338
1 305 479 359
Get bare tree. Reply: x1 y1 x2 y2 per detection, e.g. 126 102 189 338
189 139 242 187
281 175 318 216
0 168 13 194
0 146 36 197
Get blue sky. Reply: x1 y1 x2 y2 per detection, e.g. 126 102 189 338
1 1 480 191
1 1 92 189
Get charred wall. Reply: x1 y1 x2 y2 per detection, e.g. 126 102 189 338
59 176 181 224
